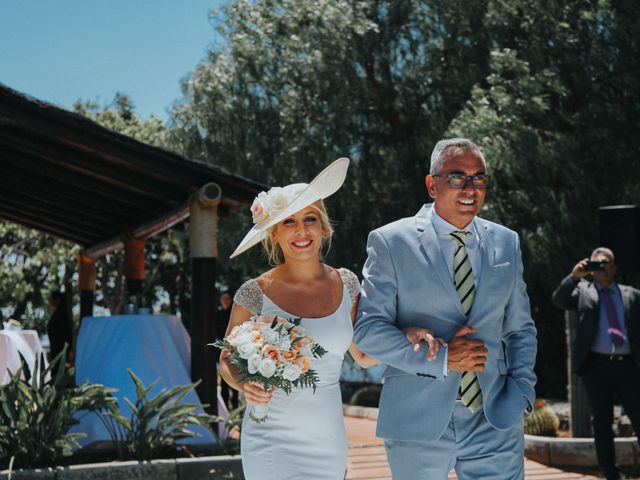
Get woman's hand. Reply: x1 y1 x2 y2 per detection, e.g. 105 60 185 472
242 382 275 406
403 327 448 361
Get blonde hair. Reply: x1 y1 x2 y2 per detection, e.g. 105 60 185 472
261 199 334 265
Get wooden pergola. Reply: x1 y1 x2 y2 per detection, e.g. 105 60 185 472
0 83 267 415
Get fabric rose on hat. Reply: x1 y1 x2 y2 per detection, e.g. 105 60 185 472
250 192 270 225
266 187 291 214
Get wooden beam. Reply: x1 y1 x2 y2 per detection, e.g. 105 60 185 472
85 203 191 258
0 129 187 204
0 146 169 215
0 194 115 235
0 209 93 244
0 176 135 226
0 98 265 199
0 86 266 203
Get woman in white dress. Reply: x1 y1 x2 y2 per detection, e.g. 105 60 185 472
219 159 442 480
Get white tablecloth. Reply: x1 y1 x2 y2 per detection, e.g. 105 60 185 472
0 330 47 385
71 314 215 446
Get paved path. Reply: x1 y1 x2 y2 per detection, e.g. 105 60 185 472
345 416 598 480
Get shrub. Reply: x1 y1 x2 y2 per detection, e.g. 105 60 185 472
0 349 117 469
524 400 560 437
98 369 215 461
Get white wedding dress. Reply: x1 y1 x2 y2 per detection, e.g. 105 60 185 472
233 268 359 480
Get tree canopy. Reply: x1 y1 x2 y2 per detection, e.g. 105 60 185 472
2 0 638 398
168 0 640 397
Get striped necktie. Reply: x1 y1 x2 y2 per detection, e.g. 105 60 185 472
451 230 483 412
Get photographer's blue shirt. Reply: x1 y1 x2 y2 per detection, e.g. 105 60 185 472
592 283 631 354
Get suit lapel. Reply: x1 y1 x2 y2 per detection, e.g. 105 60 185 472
586 282 600 306
416 205 464 317
619 285 632 322
470 218 494 323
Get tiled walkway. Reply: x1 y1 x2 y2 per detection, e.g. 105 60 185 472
344 415 598 480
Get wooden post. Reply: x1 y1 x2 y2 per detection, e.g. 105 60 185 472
566 310 592 437
189 183 221 416
123 234 145 301
77 252 96 323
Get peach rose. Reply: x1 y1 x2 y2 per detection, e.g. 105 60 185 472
283 351 297 361
294 356 310 373
262 344 280 362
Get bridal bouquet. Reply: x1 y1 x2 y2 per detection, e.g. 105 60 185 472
213 314 327 423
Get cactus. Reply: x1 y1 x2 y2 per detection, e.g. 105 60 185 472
524 400 560 437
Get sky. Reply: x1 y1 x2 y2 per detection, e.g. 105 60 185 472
0 0 225 121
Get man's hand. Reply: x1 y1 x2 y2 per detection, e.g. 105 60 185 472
447 325 487 372
570 258 590 279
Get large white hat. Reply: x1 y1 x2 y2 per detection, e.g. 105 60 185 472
230 158 350 258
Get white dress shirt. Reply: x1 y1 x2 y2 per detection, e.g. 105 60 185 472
429 208 482 287
427 208 482 377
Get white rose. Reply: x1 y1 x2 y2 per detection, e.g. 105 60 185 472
278 337 292 352
282 363 302 381
229 331 253 348
261 327 279 345
237 342 258 359
300 344 313 358
267 187 291 214
257 314 275 324
257 358 277 378
247 353 261 374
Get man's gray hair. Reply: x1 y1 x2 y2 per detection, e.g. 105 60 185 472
429 138 486 175
591 246 615 263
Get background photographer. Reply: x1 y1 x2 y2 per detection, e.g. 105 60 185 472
552 247 640 480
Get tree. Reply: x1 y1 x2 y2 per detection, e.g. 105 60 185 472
167 0 640 398
170 0 493 272
0 223 76 331
447 0 640 396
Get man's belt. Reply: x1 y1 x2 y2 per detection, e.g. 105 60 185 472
590 352 632 362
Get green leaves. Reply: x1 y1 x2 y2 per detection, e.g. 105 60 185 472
0 355 212 467
97 369 214 461
0 348 116 470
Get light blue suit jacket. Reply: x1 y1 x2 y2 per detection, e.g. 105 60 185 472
354 204 537 442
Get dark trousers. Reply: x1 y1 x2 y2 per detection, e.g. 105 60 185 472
581 353 640 480
214 350 238 411
220 377 238 410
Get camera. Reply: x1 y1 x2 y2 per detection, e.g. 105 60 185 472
584 260 607 272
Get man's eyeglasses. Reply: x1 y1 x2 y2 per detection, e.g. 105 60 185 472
432 173 489 189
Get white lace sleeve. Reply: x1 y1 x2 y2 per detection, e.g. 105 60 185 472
233 279 263 315
339 268 361 306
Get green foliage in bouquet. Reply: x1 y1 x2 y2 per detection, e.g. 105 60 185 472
0 349 117 470
97 369 214 461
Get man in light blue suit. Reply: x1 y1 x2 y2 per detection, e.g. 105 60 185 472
354 138 537 479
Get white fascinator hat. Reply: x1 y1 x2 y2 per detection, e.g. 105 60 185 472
230 157 350 259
